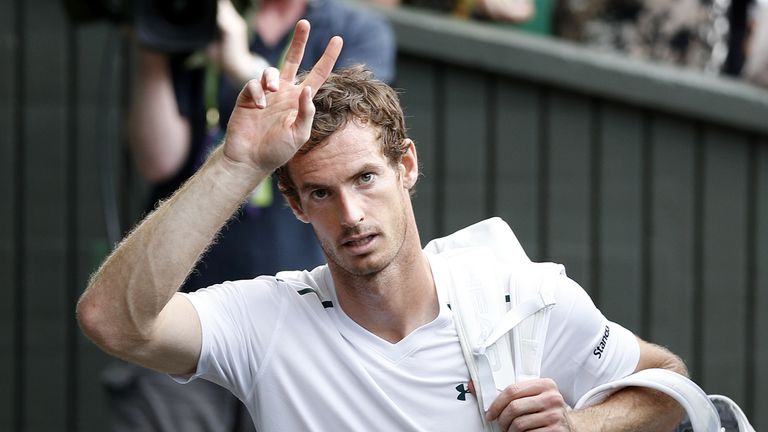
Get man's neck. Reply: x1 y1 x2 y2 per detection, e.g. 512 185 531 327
252 0 308 47
331 226 439 344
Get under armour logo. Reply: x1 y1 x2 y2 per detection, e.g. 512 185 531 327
455 383 470 401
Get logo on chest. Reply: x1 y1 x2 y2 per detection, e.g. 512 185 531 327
455 383 471 401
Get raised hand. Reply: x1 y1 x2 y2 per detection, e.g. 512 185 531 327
486 378 572 431
222 20 343 174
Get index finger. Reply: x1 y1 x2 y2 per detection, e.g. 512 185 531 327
485 380 550 420
300 36 343 96
280 20 310 82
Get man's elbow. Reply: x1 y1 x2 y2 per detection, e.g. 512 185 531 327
76 289 141 358
661 351 688 378
634 340 690 427
76 291 114 352
636 338 689 377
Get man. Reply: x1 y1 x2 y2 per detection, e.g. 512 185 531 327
79 20 686 431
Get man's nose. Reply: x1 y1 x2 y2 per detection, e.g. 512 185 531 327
338 190 364 227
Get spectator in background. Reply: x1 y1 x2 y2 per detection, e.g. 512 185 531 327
106 0 395 431
743 0 768 86
553 0 768 87
554 0 729 71
552 0 768 85
373 0 540 29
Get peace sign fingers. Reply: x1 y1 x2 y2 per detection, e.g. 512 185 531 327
280 20 311 83
300 35 343 96
223 20 344 173
279 20 343 96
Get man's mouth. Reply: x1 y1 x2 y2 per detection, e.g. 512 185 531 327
341 234 378 253
343 234 376 246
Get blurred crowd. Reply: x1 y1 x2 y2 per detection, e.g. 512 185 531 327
374 0 768 87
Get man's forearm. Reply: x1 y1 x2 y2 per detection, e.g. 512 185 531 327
569 340 687 431
77 147 265 355
569 387 685 431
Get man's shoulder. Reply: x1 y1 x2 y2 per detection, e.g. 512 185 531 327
424 218 531 265
275 264 334 303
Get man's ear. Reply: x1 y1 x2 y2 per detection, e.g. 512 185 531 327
399 139 418 190
287 196 310 224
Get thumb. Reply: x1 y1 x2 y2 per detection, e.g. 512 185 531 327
293 85 315 144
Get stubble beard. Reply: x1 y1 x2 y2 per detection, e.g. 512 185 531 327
316 210 409 280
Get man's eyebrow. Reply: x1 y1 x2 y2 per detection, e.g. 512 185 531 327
298 163 385 194
298 181 327 195
354 163 381 176
344 163 387 184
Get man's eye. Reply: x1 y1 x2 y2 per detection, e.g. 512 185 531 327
360 173 375 184
311 189 328 199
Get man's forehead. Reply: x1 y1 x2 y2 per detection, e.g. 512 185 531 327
289 125 387 184
330 117 380 140
301 121 382 159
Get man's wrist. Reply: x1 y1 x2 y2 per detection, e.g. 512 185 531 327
208 146 269 197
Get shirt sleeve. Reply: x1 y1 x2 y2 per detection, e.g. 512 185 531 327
170 276 291 400
540 275 640 406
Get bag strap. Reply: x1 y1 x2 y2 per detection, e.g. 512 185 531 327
477 289 555 355
436 245 559 432
441 248 502 432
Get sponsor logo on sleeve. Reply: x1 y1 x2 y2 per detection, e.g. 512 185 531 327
592 325 610 359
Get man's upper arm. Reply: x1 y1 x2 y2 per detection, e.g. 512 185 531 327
139 293 202 376
541 276 641 404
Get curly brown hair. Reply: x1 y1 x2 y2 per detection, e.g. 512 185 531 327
274 65 411 204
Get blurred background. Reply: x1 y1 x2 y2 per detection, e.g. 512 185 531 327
1 0 767 430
